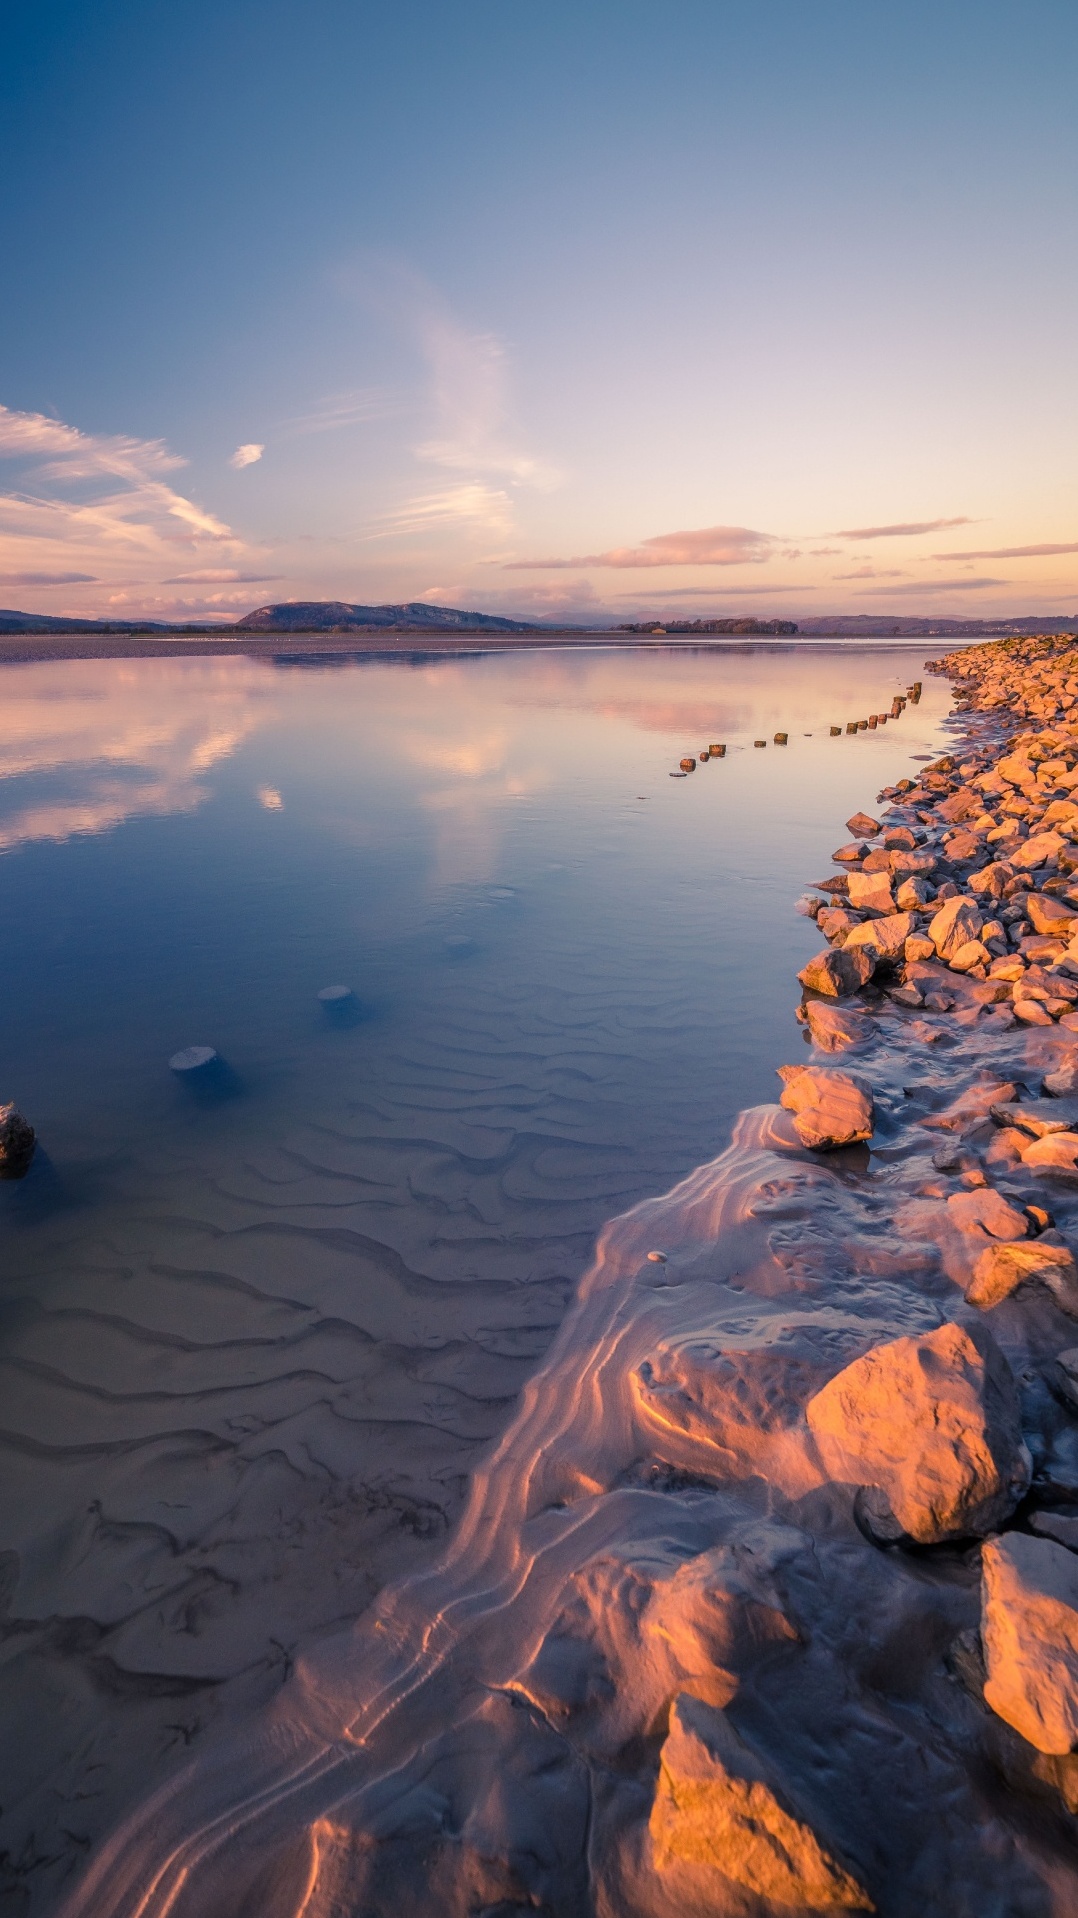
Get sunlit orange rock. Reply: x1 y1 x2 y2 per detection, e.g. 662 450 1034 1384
969 1237 1078 1313
777 1065 874 1149
982 1533 1078 1754
798 946 876 997
806 1322 1029 1542
650 1694 873 1909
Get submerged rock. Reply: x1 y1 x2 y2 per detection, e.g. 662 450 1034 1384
982 1533 1078 1754
0 1102 35 1177
805 1002 872 1052
777 1065 874 1149
650 1694 873 1910
806 1322 1030 1543
798 946 875 998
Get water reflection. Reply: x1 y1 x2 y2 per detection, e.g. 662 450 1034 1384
0 658 279 852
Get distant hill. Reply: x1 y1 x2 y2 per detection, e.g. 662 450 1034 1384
0 608 180 634
235 601 536 633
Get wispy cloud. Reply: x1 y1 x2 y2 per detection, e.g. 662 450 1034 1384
0 401 267 616
162 569 282 584
371 483 515 538
282 387 399 436
344 261 559 546
833 567 908 580
229 443 263 469
0 570 97 586
931 541 1078 561
833 517 973 540
506 524 778 570
853 576 1006 595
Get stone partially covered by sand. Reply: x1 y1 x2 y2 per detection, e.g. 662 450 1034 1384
982 1533 1078 1754
649 1695 873 1910
776 1064 874 1149
806 1322 1030 1542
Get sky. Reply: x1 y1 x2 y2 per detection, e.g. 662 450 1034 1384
1 0 1076 626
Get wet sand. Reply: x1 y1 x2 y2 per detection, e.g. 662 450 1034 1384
44 632 1078 1917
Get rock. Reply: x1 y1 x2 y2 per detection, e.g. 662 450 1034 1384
1026 894 1078 935
1012 830 1066 870
945 830 982 862
990 1097 1078 1137
1021 1132 1078 1171
949 939 991 972
970 861 1012 900
777 1065 874 1150
798 946 876 998
805 1002 872 1052
846 870 897 915
1045 1058 1078 1096
896 875 934 911
861 848 892 875
968 1238 1078 1313
832 842 867 865
890 848 937 877
1015 999 1056 1026
818 907 863 943
905 934 936 963
888 984 924 1008
845 812 881 839
929 894 983 962
650 1695 874 1910
843 911 915 960
169 1045 218 1074
982 1533 1078 1754
806 1321 1030 1543
0 1103 36 1177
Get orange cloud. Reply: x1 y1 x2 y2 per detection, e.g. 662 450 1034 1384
505 525 776 570
932 542 1078 560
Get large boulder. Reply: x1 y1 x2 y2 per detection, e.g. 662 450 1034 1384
846 870 897 915
806 1322 1030 1543
982 1533 1078 1754
650 1694 873 1910
843 911 915 961
777 1066 874 1150
845 812 880 838
1026 893 1078 936
798 946 876 998
928 895 983 962
1012 830 1065 871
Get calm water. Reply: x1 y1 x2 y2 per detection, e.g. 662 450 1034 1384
0 642 952 1912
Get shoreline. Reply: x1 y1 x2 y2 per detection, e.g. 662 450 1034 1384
0 628 995 666
60 635 1078 1917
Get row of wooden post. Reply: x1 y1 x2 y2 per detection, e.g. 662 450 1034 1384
676 683 921 772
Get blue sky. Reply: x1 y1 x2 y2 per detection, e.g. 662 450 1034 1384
2 0 1076 622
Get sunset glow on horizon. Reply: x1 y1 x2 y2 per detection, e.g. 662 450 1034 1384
2 0 1076 626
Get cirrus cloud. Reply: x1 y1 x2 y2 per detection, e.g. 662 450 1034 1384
832 517 973 540
932 541 1078 560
